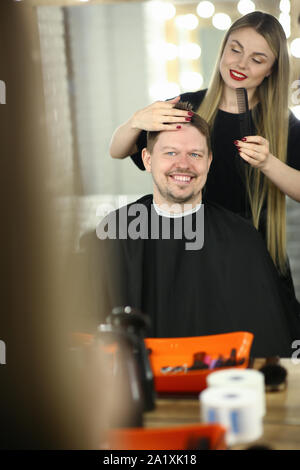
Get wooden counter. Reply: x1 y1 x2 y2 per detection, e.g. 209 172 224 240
144 359 300 450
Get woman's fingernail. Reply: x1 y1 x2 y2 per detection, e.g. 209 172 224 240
242 137 247 141
176 125 182 129
185 117 192 121
188 111 194 116
233 140 239 145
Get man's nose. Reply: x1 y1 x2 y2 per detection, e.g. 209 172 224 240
175 152 190 166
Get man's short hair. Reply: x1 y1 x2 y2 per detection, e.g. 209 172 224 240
146 101 212 155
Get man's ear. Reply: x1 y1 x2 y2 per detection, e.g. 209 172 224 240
208 152 213 171
142 148 152 173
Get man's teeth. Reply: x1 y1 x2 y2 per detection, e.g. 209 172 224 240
172 175 192 182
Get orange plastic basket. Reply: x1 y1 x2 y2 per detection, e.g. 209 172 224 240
71 331 253 394
105 423 227 450
145 332 253 394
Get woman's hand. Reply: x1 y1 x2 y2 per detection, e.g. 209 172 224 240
234 135 300 202
110 96 194 159
234 136 271 170
131 96 194 131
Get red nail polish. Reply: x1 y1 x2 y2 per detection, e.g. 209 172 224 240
188 111 194 116
185 117 191 121
234 140 239 145
176 125 181 129
242 137 247 141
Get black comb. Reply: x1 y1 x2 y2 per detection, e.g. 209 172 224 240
234 88 253 179
236 87 253 139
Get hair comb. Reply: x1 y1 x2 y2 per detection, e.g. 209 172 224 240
235 87 253 178
236 87 253 139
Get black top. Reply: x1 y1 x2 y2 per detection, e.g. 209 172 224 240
131 89 300 216
98 195 299 357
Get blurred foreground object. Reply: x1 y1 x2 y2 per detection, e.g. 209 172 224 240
0 0 122 449
104 423 226 450
105 306 155 412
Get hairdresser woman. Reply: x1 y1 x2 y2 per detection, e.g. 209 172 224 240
109 11 300 334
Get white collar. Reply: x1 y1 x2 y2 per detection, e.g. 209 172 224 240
153 200 202 219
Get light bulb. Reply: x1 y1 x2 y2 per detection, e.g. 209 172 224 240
291 38 300 58
147 2 176 21
196 1 215 19
175 14 199 30
237 0 255 15
179 43 201 60
180 72 203 91
212 13 232 31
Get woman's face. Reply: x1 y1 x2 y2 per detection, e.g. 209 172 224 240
219 27 276 93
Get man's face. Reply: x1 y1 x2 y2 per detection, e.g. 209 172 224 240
142 125 212 208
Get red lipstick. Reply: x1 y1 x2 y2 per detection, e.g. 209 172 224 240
230 69 248 81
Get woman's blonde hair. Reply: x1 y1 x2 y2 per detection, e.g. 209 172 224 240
198 11 290 274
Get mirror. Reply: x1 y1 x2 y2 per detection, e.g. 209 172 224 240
36 0 291 197
36 0 300 304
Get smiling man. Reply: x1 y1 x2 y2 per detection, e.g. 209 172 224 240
142 117 212 210
97 103 295 357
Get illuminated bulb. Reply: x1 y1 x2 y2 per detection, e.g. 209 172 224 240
180 72 203 91
291 38 300 58
175 16 185 29
237 0 255 15
279 13 291 38
212 13 232 31
149 81 181 101
279 0 290 14
179 43 201 60
147 1 176 21
196 1 215 19
175 14 199 30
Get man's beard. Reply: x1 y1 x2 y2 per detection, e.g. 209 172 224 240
153 176 201 205
164 188 200 204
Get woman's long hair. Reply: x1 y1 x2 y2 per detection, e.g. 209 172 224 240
198 11 290 274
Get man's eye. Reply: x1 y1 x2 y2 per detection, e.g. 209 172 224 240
166 152 176 156
190 153 201 158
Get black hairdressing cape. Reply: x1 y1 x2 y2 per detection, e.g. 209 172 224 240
97 195 299 357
